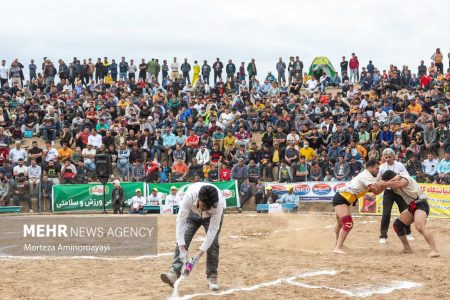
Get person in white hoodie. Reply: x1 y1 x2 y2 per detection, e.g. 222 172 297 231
160 182 225 291
195 144 210 165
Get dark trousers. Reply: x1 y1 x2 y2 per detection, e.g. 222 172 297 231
183 72 190 84
380 189 411 238
171 211 223 278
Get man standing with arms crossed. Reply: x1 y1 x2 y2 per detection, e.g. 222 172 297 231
378 148 413 244
161 182 224 291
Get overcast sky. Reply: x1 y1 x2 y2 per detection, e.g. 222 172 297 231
1 0 449 78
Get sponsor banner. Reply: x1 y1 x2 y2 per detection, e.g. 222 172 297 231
147 180 239 208
268 203 283 213
53 182 145 212
359 184 450 219
265 181 343 202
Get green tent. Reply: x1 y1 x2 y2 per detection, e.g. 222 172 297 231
308 56 337 79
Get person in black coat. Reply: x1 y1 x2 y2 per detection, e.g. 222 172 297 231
112 180 125 214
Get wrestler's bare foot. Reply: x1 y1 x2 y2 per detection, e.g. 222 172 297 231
402 248 413 254
333 248 347 255
428 251 440 258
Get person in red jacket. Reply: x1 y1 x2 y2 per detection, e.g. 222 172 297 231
349 53 359 83
0 143 10 167
420 74 432 90
219 163 231 181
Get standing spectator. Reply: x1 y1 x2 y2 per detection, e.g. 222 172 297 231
278 160 292 183
181 58 191 84
432 48 444 74
119 57 128 80
128 59 137 81
29 59 37 81
170 57 179 81
111 179 125 214
349 53 359 83
247 58 257 81
226 59 236 79
213 58 223 85
0 60 9 86
340 56 348 76
202 60 211 84
421 120 438 155
117 143 130 181
276 57 286 84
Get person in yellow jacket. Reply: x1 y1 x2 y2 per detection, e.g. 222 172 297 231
299 141 315 161
432 48 444 73
332 159 382 254
104 72 113 86
192 60 200 86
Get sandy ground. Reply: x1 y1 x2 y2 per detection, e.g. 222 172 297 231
1 213 449 300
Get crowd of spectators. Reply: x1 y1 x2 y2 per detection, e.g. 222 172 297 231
0 49 450 211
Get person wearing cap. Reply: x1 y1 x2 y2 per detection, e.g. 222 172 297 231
148 187 162 206
161 182 225 291
165 186 181 206
111 180 125 214
128 188 145 214
276 185 299 205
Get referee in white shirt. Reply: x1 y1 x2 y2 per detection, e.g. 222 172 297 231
378 148 413 243
161 182 224 291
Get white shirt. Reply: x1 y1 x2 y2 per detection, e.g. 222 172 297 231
422 159 439 176
392 174 426 204
13 165 28 176
44 148 59 162
0 66 9 79
176 182 225 252
165 194 181 206
82 148 96 164
148 193 162 205
88 134 103 148
338 169 378 198
9 148 28 163
129 195 146 209
378 161 408 178
171 62 179 72
375 111 387 123
195 149 210 165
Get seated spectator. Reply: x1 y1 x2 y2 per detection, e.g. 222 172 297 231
422 153 439 181
61 160 77 184
131 159 145 182
261 185 278 204
58 143 73 162
0 172 9 205
308 161 324 181
436 151 450 184
11 173 32 212
28 159 41 197
239 177 252 211
147 188 162 205
128 188 145 214
195 143 210 165
334 155 350 181
278 160 292 183
171 158 189 182
276 185 299 205
165 186 181 206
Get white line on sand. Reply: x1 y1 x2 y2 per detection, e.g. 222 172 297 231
170 270 421 300
0 252 173 261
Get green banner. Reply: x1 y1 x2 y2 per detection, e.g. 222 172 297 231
52 182 144 212
147 180 239 208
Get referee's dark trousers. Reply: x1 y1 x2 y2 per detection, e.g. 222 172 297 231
380 189 411 239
